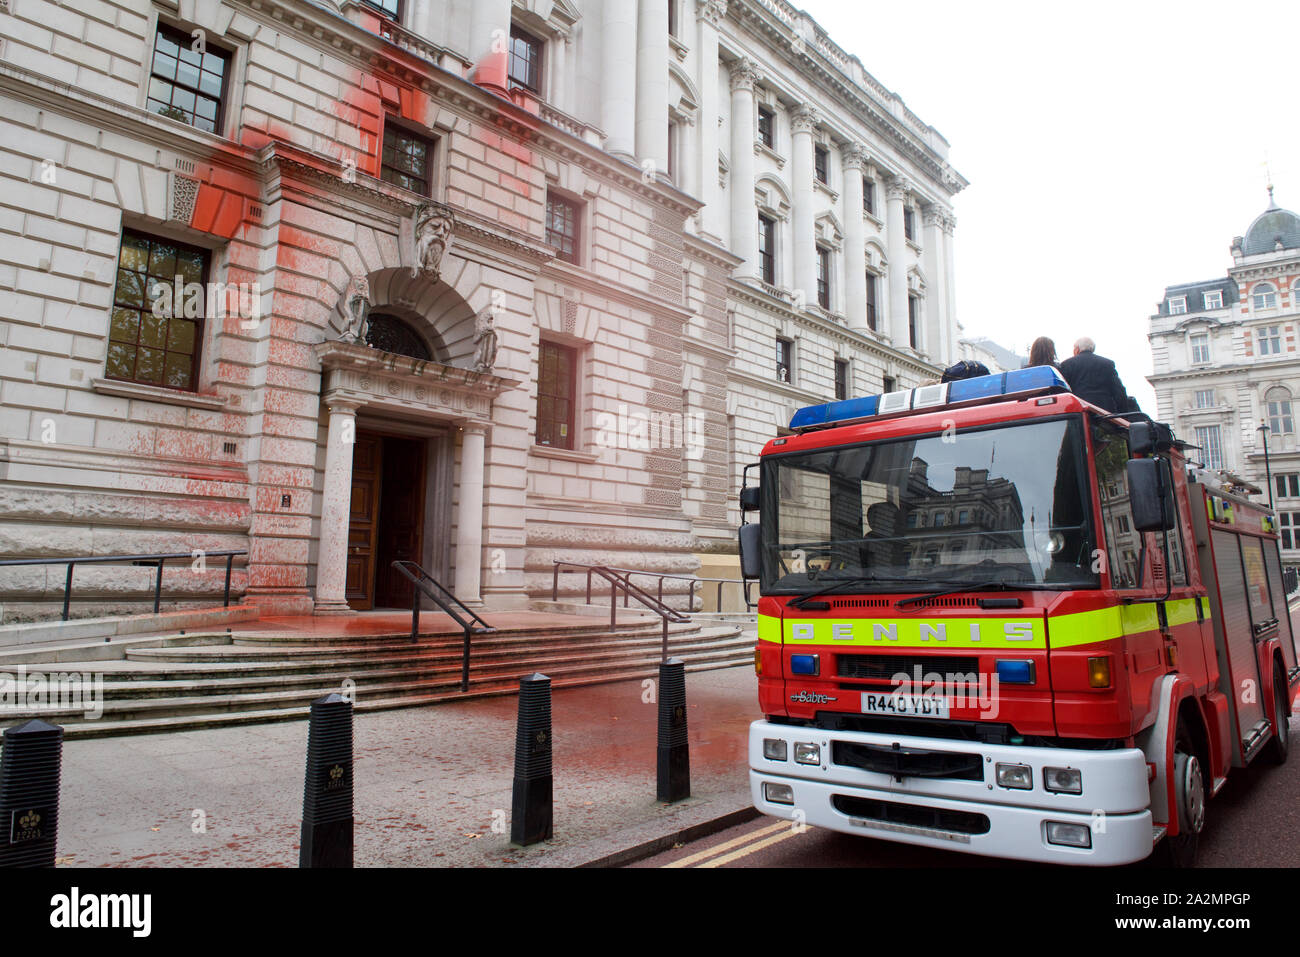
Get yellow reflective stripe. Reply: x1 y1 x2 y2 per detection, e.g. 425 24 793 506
781 617 1046 650
1046 606 1125 649
764 599 1211 651
1166 597 1201 628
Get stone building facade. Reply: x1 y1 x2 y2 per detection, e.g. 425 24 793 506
0 0 963 620
1147 191 1300 572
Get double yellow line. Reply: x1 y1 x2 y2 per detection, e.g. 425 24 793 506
662 819 812 868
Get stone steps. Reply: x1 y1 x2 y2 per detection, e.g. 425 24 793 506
3 618 753 738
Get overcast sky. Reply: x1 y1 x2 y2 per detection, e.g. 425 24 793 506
796 0 1300 409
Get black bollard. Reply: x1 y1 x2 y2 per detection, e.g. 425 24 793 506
0 719 64 868
299 693 353 868
657 658 690 802
511 673 552 846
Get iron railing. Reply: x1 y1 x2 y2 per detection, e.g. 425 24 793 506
390 560 495 692
0 550 246 623
550 561 753 660
551 561 755 616
1285 566 1298 600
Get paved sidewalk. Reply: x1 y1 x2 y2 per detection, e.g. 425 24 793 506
45 661 759 867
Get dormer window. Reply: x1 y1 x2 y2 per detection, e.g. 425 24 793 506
1167 296 1187 315
1203 290 1223 310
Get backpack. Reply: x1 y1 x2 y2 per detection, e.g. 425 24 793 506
940 359 990 383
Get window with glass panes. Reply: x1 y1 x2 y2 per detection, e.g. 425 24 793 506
1275 473 1300 500
814 145 828 184
816 247 830 309
1258 325 1282 355
865 272 877 330
834 359 848 400
380 124 432 194
537 341 576 449
1252 283 1277 310
362 0 400 18
903 206 915 241
546 194 580 264
147 25 229 133
863 177 875 216
776 337 793 382
758 214 775 285
107 231 207 391
1203 290 1223 309
1194 425 1223 470
1195 389 1214 409
1267 391 1294 434
508 25 543 93
1280 513 1299 550
757 105 774 149
908 295 919 347
1190 333 1210 363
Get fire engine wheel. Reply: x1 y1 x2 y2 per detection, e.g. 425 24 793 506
1158 724 1205 868
1262 668 1290 766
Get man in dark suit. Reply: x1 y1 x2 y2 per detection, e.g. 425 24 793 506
1058 337 1138 414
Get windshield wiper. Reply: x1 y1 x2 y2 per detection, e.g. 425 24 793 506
788 575 918 609
894 580 1021 609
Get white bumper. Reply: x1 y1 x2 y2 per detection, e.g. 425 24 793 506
750 720 1154 866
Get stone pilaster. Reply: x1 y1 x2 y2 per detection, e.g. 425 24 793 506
695 0 727 241
791 104 819 309
886 176 911 347
602 0 639 160
314 397 362 615
842 143 870 331
636 0 671 180
728 57 761 278
454 423 488 605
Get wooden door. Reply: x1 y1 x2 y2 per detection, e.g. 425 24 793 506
374 437 427 608
346 433 383 609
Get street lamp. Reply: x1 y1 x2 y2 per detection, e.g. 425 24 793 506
1257 420 1274 510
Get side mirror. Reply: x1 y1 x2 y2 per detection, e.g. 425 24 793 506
738 523 762 580
1129 422 1155 457
1127 458 1175 532
739 485 761 512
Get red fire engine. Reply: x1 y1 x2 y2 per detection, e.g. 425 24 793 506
740 367 1298 865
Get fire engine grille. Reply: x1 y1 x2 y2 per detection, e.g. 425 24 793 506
832 741 984 781
837 654 980 682
832 795 991 835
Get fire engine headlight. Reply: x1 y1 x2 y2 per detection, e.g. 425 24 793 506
794 742 821 765
1045 821 1092 848
995 762 1033 789
1043 767 1083 794
763 782 795 805
762 739 788 761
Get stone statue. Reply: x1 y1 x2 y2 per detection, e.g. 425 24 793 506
341 276 371 344
413 201 456 284
472 305 499 374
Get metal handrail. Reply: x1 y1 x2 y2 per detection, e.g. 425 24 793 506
0 550 247 622
390 560 495 692
551 561 756 615
552 560 750 661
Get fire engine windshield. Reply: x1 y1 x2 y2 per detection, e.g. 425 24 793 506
759 416 1098 594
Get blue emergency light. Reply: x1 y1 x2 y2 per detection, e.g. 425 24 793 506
789 366 1069 432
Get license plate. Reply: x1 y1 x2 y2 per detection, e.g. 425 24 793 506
860 692 949 719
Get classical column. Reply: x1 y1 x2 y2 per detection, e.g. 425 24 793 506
695 0 727 241
922 205 947 363
728 57 760 278
314 397 361 615
942 211 958 359
453 423 488 605
790 104 819 309
551 32 571 116
842 144 870 331
636 0 670 180
602 0 638 160
886 176 910 347
467 0 512 94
